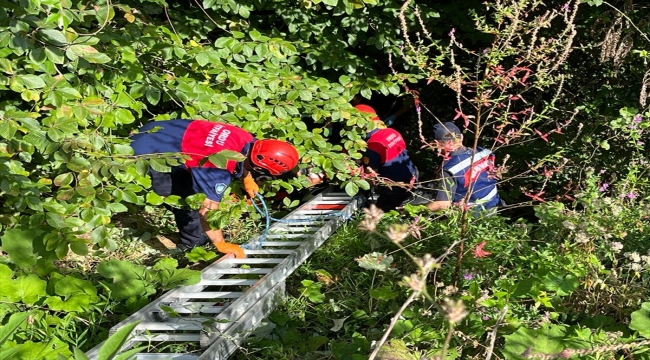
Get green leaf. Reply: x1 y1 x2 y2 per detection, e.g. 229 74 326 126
0 312 29 347
344 181 359 196
96 321 141 360
0 58 13 74
356 252 393 272
73 347 90 360
19 74 46 89
38 29 68 47
1 229 39 269
67 45 111 64
630 302 650 338
45 46 64 64
113 109 135 124
149 158 171 172
542 272 579 296
145 87 161 105
206 149 246 169
322 0 338 6
503 324 568 358
369 285 398 301
0 119 17 140
299 280 324 303
185 247 217 262
146 191 164 205
90 226 108 244
152 258 201 289
14 274 47 305
54 173 74 186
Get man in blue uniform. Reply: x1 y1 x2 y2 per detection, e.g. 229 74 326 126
356 105 419 211
425 122 501 212
130 119 300 257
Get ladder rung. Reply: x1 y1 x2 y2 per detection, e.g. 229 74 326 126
132 333 201 342
324 192 349 196
207 268 272 274
225 258 285 264
167 306 225 314
176 292 245 299
198 279 259 286
135 320 205 331
295 210 340 215
265 234 311 239
274 226 321 231
258 241 304 246
244 249 295 255
135 354 199 359
321 195 351 199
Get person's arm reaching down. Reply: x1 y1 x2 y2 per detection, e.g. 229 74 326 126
426 170 456 212
199 198 246 258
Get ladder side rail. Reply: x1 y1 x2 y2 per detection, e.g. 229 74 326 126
201 194 364 343
85 255 238 358
196 281 286 359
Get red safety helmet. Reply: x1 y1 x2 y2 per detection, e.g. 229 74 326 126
250 139 299 176
355 104 380 121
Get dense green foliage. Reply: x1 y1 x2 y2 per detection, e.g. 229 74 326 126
0 0 649 358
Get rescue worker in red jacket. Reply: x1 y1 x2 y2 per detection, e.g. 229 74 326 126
130 119 300 258
356 105 419 211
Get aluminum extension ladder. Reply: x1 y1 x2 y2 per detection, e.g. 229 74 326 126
86 188 364 359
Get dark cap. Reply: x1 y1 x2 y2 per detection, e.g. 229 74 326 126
433 122 462 140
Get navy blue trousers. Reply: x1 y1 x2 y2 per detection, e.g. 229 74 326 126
149 167 209 247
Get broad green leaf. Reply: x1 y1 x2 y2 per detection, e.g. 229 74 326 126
113 109 135 124
344 181 359 196
0 312 29 347
90 225 108 244
356 252 393 272
146 191 164 205
1 229 39 269
185 247 217 262
0 58 13 74
152 258 201 289
38 29 68 47
70 242 89 256
369 285 398 301
19 74 46 89
67 44 111 64
542 272 579 296
145 87 161 105
54 173 74 186
149 158 171 172
0 119 18 140
503 324 569 358
14 274 47 305
96 321 141 360
45 46 64 64
630 302 650 338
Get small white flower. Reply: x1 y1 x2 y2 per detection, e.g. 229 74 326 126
630 263 643 272
575 232 590 244
624 252 641 262
442 285 458 296
610 242 624 253
641 255 650 266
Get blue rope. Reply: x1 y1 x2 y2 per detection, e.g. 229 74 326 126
242 193 348 249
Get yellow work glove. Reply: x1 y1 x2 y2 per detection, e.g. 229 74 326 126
214 241 246 259
242 173 259 198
